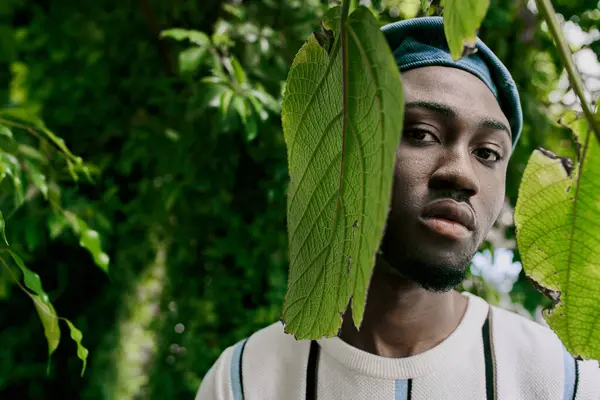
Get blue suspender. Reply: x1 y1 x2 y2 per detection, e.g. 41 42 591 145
230 338 248 400
563 347 580 400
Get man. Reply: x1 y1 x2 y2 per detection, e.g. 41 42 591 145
197 16 600 400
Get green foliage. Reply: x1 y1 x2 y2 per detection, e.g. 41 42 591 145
0 103 96 376
515 109 600 360
443 0 491 60
1 0 324 398
4 249 89 373
281 5 404 339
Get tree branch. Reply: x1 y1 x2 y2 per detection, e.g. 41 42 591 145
536 0 600 144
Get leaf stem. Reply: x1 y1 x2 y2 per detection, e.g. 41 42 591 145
341 0 351 24
535 0 600 143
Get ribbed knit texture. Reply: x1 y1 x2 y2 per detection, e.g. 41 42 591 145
197 293 600 400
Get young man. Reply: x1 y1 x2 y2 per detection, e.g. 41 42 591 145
197 16 600 400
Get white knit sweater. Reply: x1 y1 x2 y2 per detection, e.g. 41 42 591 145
196 293 600 399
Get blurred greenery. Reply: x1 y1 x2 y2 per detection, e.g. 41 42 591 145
0 0 598 399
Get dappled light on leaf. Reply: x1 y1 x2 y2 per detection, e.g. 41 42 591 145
515 111 600 360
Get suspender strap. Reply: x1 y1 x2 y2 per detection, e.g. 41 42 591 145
305 306 502 400
230 338 248 400
306 340 320 400
563 347 580 400
482 307 497 400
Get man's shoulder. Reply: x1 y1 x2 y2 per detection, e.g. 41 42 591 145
489 302 564 349
195 322 310 399
488 300 575 375
239 321 311 397
488 299 600 399
244 320 310 358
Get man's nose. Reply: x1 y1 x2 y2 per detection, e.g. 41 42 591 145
428 147 479 200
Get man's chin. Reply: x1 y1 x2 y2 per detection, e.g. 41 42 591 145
388 257 469 293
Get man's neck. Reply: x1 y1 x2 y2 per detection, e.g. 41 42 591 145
338 257 468 358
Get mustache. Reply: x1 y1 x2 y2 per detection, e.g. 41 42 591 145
431 189 473 206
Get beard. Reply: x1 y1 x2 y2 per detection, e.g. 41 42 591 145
379 235 475 292
390 256 470 292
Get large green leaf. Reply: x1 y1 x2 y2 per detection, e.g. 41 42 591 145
443 0 490 60
281 5 404 339
514 110 600 360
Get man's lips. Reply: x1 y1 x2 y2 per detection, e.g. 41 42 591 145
419 199 476 239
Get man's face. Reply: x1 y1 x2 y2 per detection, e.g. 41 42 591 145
381 66 512 291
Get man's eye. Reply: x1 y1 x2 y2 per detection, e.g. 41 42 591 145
474 148 501 162
405 129 437 143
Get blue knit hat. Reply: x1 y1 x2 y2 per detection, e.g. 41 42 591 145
381 16 523 148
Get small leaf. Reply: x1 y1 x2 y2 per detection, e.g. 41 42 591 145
25 161 48 199
281 6 404 339
18 144 47 163
66 214 110 273
245 113 258 142
0 265 14 299
65 319 89 376
0 209 8 246
0 135 18 154
232 96 249 124
0 160 7 183
0 108 77 160
0 153 24 206
66 159 78 182
421 0 430 12
179 47 207 75
250 89 280 112
32 294 60 357
220 90 234 119
443 0 490 60
0 124 13 138
160 28 210 46
47 212 68 239
201 76 229 86
230 56 248 85
247 95 268 121
223 3 245 19
10 250 45 296
164 128 180 142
